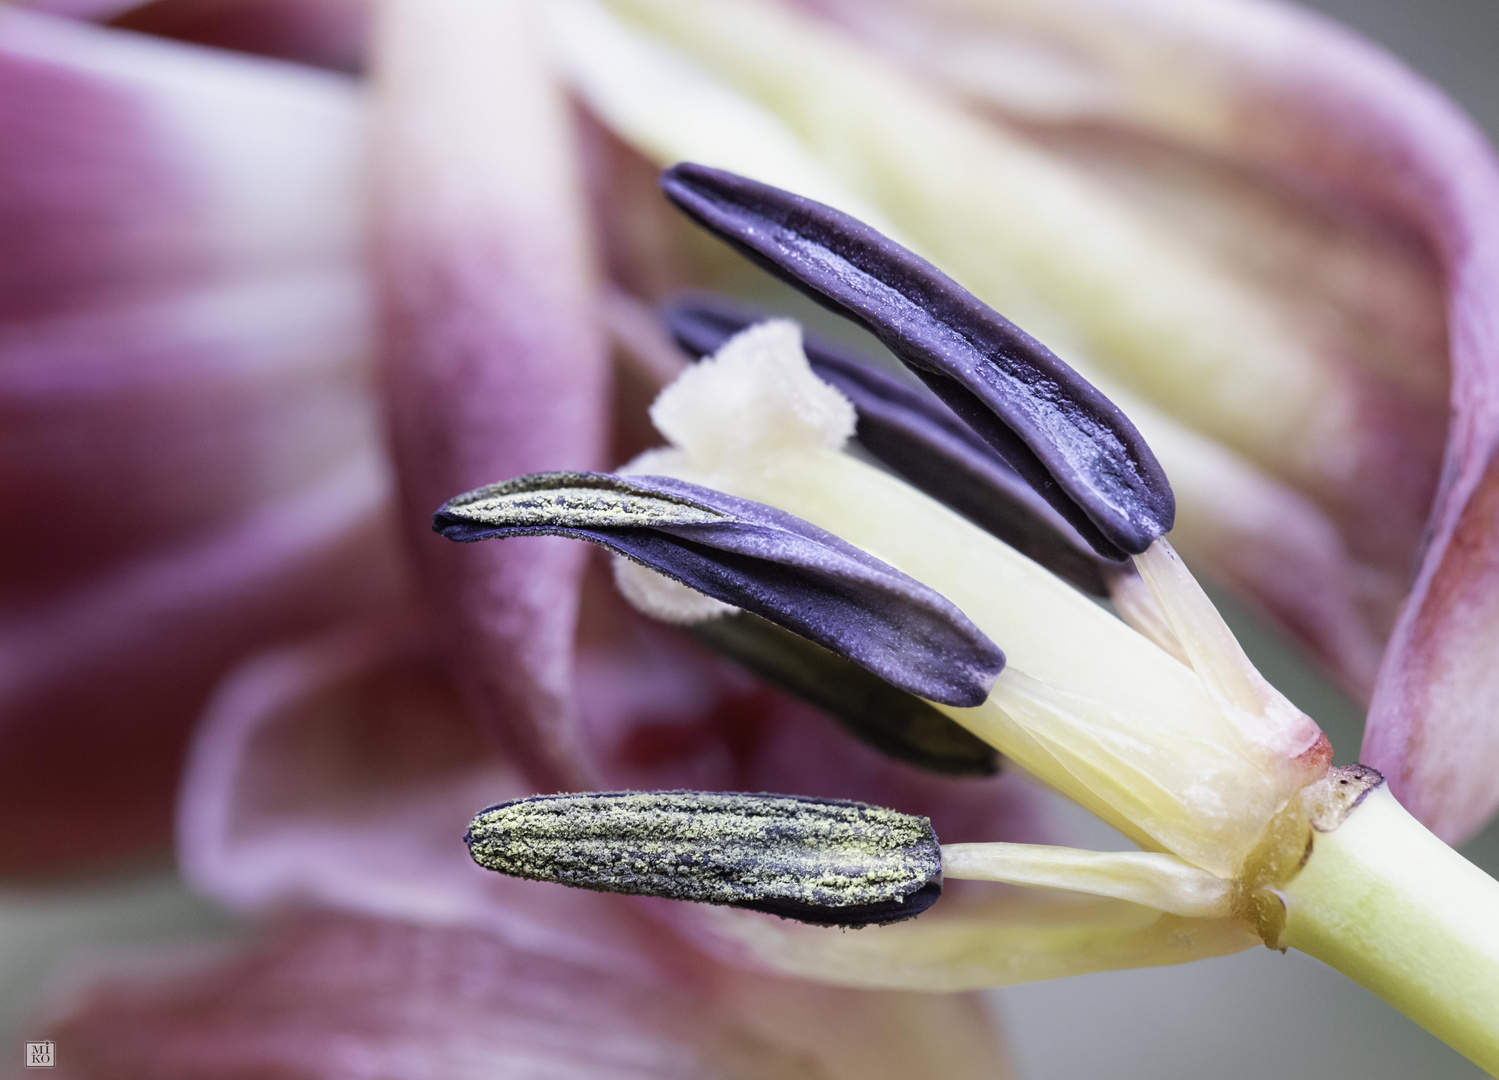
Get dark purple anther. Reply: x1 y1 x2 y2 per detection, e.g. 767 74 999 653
434 471 1004 707
663 291 1115 596
686 610 1001 777
658 163 1175 559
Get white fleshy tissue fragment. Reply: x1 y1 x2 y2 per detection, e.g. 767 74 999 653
648 319 856 469
612 555 738 624
613 319 856 625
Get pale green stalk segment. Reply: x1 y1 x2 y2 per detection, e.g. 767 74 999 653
942 843 1232 918
1279 786 1499 1075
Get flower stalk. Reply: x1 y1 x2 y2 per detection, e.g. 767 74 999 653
1276 784 1499 1074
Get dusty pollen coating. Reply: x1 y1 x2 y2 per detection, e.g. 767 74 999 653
465 790 944 927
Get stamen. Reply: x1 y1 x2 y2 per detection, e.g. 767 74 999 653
1106 569 1191 666
941 842 1233 919
658 162 1175 559
687 611 1000 777
465 790 943 927
433 471 1005 706
1133 539 1325 762
663 291 1114 596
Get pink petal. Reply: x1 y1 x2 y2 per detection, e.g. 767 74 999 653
0 12 406 868
31 914 832 1080
9 0 142 21
371 0 610 787
0 457 402 872
0 274 378 598
14 0 369 72
179 620 660 963
1364 445 1499 843
0 7 364 322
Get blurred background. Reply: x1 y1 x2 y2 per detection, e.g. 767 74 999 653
2 0 1497 1077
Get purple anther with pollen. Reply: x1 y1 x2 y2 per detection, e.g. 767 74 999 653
658 163 1175 560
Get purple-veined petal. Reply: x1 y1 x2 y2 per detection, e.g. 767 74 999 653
658 162 1175 558
371 0 610 790
663 290 1114 595
434 471 1005 707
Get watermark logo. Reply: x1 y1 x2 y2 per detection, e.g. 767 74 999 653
25 1042 55 1068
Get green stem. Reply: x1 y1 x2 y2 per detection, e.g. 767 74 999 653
1278 784 1499 1074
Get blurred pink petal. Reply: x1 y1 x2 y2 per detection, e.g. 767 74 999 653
1 275 377 597
0 9 404 868
1365 453 1499 844
32 914 835 1080
179 619 660 959
372 0 610 789
33 911 1011 1080
0 8 363 318
0 459 399 871
10 0 143 22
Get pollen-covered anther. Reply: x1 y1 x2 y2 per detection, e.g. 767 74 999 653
465 790 944 927
434 471 1004 706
